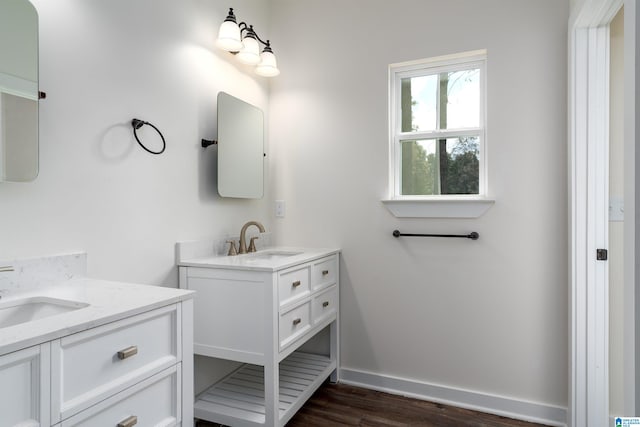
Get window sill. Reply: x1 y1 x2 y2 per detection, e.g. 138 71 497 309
381 198 495 218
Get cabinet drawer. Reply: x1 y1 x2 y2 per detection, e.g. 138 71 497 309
311 285 338 325
311 255 337 291
59 365 180 427
278 265 310 307
279 302 311 350
52 304 179 421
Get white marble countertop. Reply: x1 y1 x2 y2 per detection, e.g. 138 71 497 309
178 247 340 272
0 277 193 356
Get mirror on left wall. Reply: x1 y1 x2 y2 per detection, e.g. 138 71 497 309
0 0 39 182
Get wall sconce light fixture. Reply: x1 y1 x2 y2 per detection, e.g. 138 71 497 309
216 8 280 77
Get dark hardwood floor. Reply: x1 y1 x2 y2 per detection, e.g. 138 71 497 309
195 382 552 427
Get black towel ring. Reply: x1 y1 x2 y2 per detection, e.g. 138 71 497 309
131 118 166 155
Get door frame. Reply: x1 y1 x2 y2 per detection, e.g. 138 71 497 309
568 0 626 425
622 0 639 415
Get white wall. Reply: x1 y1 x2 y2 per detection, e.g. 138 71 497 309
269 0 569 412
0 0 272 286
2 93 38 181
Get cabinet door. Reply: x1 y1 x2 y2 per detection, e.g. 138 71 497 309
0 344 49 427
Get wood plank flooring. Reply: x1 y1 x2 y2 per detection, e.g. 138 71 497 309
195 382 552 427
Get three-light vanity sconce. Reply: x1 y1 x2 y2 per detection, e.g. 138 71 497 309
216 8 280 77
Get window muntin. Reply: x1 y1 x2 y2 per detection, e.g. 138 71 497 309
390 52 486 198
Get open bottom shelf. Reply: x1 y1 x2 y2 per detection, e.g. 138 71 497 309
195 351 335 427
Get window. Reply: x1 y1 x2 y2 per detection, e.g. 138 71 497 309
389 50 486 199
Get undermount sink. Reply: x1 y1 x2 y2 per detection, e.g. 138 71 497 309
245 250 303 261
0 296 89 329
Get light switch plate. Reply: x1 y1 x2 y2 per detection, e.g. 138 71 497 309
609 195 624 222
275 200 285 218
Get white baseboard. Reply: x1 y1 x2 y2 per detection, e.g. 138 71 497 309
339 368 567 427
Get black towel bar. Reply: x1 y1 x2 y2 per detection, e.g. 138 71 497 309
392 230 479 240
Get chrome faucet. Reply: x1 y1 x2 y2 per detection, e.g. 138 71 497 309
238 221 266 254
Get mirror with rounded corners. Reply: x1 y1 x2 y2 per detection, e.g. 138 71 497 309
0 0 39 182
217 92 264 199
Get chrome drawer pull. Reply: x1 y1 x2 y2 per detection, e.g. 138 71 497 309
292 280 301 288
322 301 329 308
117 346 138 360
322 270 329 276
117 415 138 427
292 318 302 326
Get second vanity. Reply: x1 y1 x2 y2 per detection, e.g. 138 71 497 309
178 247 340 427
0 253 194 427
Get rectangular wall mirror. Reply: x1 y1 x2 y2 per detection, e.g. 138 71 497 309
217 92 264 199
0 0 39 182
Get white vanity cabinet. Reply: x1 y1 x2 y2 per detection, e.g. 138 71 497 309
0 298 193 427
178 249 340 427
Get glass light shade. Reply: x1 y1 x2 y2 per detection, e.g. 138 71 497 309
216 21 243 51
236 36 261 65
255 51 280 77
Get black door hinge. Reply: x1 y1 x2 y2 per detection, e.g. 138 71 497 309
597 249 608 261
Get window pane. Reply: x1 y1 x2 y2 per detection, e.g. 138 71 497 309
400 136 479 195
400 75 437 132
442 136 479 194
401 139 439 195
443 69 480 129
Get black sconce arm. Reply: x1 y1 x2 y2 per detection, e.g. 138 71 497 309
237 22 272 49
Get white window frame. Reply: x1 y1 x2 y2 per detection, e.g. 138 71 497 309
383 49 494 218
